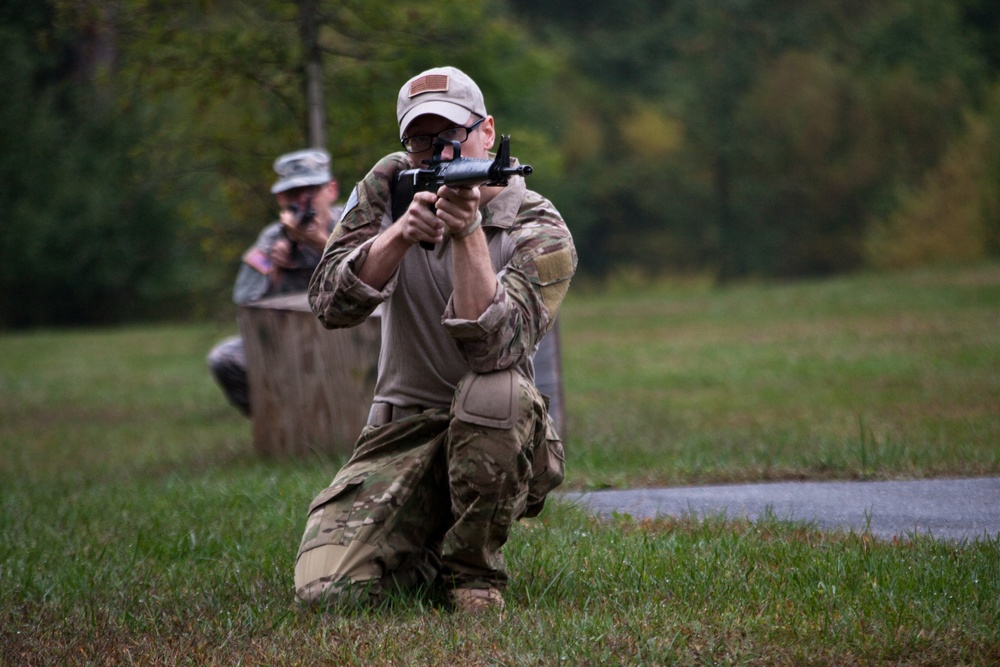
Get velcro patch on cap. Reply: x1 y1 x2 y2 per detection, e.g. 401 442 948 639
409 74 449 98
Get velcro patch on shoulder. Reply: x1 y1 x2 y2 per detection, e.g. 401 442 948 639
541 281 571 315
340 186 359 221
534 247 574 285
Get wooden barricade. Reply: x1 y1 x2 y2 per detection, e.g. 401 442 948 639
534 319 566 439
238 292 567 457
238 293 380 458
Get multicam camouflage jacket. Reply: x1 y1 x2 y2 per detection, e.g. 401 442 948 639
308 151 577 410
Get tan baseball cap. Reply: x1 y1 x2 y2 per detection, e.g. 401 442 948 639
397 66 488 139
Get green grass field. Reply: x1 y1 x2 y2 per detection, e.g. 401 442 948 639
1 263 998 665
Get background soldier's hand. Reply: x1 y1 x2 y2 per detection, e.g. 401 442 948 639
279 211 330 250
269 237 294 270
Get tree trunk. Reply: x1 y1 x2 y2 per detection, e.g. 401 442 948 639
298 0 325 149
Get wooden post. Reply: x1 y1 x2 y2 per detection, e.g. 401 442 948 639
534 319 566 439
238 293 380 458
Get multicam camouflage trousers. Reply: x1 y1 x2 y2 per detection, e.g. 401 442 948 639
294 369 565 608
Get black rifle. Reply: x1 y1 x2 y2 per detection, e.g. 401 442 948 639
281 199 316 253
391 134 532 250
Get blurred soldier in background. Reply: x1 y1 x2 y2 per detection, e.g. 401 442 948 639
207 149 342 416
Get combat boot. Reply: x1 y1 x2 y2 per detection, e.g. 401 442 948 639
449 586 505 613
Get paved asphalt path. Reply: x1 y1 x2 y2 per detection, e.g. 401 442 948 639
558 477 1000 542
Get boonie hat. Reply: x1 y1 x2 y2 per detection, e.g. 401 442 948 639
271 149 332 194
397 66 488 139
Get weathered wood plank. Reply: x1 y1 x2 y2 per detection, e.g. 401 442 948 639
238 292 566 457
238 293 380 458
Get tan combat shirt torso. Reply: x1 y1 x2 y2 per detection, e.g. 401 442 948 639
308 152 577 410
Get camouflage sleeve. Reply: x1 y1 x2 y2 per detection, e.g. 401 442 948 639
443 192 577 372
308 152 410 329
232 223 282 305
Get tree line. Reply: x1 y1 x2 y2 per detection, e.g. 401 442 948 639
1 0 998 327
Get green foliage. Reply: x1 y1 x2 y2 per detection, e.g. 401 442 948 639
3 0 1000 325
0 3 191 327
864 111 994 269
981 85 1000 254
959 0 1000 71
114 0 554 318
510 0 993 280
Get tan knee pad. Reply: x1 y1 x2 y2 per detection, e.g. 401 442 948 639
453 369 520 429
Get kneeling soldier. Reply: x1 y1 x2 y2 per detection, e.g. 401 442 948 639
295 66 577 613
